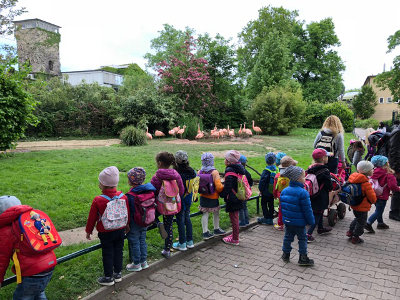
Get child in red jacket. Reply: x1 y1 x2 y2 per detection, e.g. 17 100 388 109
365 155 400 233
0 196 56 299
86 166 129 286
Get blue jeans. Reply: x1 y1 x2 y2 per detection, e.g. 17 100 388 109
176 207 193 244
13 271 53 300
368 199 387 225
127 221 147 265
282 224 307 255
239 201 249 223
307 212 323 235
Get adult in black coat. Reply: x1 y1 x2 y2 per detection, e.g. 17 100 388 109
389 128 400 221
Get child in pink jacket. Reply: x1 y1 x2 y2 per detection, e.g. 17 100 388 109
365 155 400 233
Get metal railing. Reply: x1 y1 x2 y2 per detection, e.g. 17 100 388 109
3 195 260 287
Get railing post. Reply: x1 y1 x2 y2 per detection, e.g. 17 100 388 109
256 195 260 215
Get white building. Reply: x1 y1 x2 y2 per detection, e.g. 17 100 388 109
62 69 123 88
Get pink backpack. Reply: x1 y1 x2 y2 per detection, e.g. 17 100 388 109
127 191 156 227
369 178 387 197
304 170 325 198
100 193 128 230
156 180 181 215
224 172 252 200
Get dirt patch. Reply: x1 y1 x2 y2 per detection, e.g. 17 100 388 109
13 139 121 152
163 137 263 145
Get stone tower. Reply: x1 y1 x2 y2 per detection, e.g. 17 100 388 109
14 19 61 76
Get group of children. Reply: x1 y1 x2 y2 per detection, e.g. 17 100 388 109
1 144 399 298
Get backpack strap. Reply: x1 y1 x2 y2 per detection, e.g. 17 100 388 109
100 193 124 201
13 249 22 284
225 172 241 194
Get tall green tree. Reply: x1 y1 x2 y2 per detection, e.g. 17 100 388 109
375 30 400 102
352 85 377 119
0 0 26 35
292 18 345 102
144 24 194 69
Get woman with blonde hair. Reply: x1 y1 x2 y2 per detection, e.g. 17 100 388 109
314 115 346 173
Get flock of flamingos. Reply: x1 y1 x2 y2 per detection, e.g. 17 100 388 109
146 120 262 140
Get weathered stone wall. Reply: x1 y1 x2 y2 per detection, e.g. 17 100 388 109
15 27 61 76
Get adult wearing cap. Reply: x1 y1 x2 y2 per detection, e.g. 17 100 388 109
314 115 346 174
388 126 400 221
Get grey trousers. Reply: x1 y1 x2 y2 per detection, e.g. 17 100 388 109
349 210 368 237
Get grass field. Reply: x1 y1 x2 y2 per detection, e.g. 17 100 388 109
0 128 356 299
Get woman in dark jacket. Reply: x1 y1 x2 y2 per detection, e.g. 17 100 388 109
219 150 245 246
389 128 400 221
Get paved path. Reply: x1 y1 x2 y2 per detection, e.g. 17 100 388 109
108 208 400 300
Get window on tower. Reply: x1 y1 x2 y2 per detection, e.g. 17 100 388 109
49 60 54 71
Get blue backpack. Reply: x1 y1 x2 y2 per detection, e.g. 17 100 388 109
339 182 363 206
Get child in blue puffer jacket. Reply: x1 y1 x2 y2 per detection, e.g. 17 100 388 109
280 166 315 266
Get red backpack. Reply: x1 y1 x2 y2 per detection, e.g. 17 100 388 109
12 209 61 283
127 191 156 227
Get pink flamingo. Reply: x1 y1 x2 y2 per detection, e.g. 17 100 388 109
211 124 217 135
252 120 262 135
228 125 235 137
168 129 176 137
211 130 219 139
177 125 186 138
243 123 252 136
146 127 153 140
238 124 242 136
197 124 201 134
173 126 180 134
155 130 165 138
195 131 204 139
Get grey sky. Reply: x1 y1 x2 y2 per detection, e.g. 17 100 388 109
2 0 399 90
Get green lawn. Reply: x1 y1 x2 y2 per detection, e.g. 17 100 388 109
0 128 356 299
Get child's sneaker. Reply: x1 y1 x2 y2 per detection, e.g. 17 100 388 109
364 223 375 233
172 242 187 251
213 228 226 236
126 263 142 272
317 227 332 235
114 272 122 282
351 236 364 244
186 240 194 248
158 222 168 239
258 217 273 225
203 231 214 240
274 224 284 231
97 276 114 286
141 261 149 269
307 234 315 243
281 252 290 262
298 255 314 266
222 234 239 245
346 230 353 238
239 221 247 228
161 250 171 259
377 223 389 229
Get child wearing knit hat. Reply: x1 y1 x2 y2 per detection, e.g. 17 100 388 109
85 166 130 285
280 166 315 266
364 156 400 233
125 167 156 272
258 152 277 225
346 161 377 244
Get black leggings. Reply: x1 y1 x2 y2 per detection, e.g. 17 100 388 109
163 215 174 251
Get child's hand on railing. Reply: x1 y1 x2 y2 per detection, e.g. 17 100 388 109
86 233 91 240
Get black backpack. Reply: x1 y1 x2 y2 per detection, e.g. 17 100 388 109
315 131 334 153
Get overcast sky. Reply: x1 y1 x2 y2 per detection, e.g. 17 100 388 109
1 0 399 90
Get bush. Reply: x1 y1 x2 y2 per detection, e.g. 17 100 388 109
354 118 379 129
303 101 326 128
120 126 146 146
322 101 354 132
247 83 306 135
177 116 203 139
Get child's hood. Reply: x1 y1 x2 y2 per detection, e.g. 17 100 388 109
307 163 328 174
130 183 156 194
0 205 32 229
370 167 388 180
348 172 369 184
154 168 181 180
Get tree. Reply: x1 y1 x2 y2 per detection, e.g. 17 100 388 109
322 101 354 132
247 81 306 135
156 35 214 118
0 59 37 150
375 30 400 103
0 0 26 36
246 30 292 99
237 6 299 80
352 85 377 119
144 24 194 69
292 18 345 102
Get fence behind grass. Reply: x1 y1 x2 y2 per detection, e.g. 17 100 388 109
3 195 260 287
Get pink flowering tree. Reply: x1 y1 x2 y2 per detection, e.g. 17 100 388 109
156 35 215 117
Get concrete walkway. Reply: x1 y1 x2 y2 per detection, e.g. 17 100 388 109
107 207 400 300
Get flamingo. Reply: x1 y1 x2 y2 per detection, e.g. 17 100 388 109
211 124 217 135
197 124 201 134
168 129 176 137
211 130 220 139
173 126 180 134
243 123 252 136
146 127 153 139
177 125 186 138
238 124 242 136
252 120 262 135
195 131 204 139
228 125 235 137
219 129 225 138
155 130 165 138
